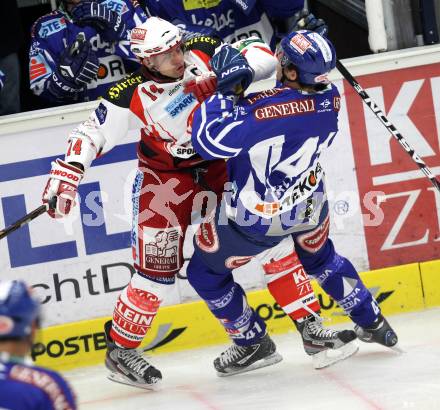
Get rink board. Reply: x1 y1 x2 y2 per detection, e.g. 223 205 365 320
32 260 437 372
2 45 440 328
419 259 440 308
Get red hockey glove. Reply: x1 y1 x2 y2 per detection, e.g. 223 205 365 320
42 159 84 219
183 73 217 103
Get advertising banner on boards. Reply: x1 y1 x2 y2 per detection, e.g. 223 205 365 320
1 57 439 326
345 63 440 269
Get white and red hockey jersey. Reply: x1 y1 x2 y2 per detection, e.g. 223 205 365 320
65 35 222 171
64 35 277 171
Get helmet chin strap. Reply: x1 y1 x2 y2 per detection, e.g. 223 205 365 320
141 65 182 84
280 67 288 84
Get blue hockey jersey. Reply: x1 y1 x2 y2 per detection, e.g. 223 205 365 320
0 357 76 410
144 0 304 50
191 84 341 236
29 0 147 103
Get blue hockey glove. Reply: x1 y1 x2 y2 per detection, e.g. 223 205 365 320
210 45 254 95
292 11 328 37
59 33 99 86
0 70 5 91
47 34 99 101
71 1 127 42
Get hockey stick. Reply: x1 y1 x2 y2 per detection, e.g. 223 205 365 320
336 59 440 193
0 197 57 240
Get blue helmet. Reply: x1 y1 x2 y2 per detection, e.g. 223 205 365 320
0 281 40 339
277 30 336 85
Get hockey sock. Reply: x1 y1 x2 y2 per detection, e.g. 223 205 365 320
299 240 380 328
187 252 267 346
110 272 173 348
318 254 378 327
263 251 320 321
205 283 267 346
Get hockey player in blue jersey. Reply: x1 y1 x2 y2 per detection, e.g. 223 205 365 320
144 0 304 50
29 0 147 104
0 280 77 410
188 29 399 375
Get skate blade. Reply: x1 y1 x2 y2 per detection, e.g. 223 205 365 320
389 343 405 354
216 352 283 377
313 341 359 369
107 372 161 390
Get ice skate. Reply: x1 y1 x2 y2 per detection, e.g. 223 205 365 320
355 314 399 350
214 333 283 377
104 321 162 389
296 315 358 369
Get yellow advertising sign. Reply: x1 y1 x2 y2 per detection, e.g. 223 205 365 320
33 262 430 371
183 0 221 11
420 259 440 307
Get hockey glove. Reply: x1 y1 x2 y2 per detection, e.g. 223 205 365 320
46 35 98 102
71 2 127 42
42 159 84 219
59 33 100 87
210 45 254 95
183 72 217 103
292 11 328 37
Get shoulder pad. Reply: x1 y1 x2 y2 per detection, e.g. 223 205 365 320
31 11 67 39
184 35 222 58
104 70 145 107
233 37 267 52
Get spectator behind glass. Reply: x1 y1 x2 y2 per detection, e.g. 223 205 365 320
0 0 24 115
29 0 147 105
144 0 304 50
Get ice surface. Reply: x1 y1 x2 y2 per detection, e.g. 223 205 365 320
65 309 440 410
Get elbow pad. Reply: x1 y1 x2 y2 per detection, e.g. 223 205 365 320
65 128 101 170
65 114 106 170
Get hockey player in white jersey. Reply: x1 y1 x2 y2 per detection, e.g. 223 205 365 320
41 17 358 388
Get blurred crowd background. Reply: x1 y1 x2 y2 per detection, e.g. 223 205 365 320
1 0 439 116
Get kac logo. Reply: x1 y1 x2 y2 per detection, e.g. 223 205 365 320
320 99 331 109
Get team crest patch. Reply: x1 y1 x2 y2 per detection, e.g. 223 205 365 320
95 103 108 125
297 215 330 253
195 213 219 253
225 255 253 269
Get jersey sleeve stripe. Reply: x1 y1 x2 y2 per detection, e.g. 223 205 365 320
190 49 212 70
195 104 242 158
209 120 243 147
195 103 223 158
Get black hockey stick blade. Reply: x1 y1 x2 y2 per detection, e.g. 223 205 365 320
0 197 57 240
336 59 440 193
